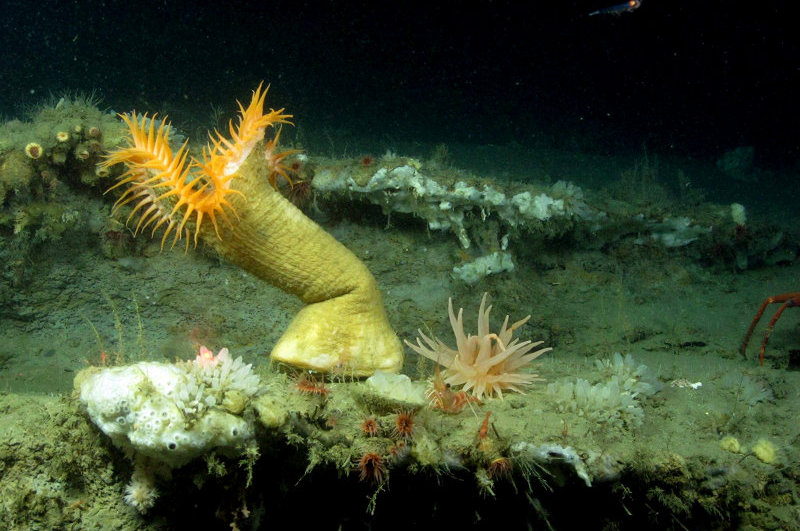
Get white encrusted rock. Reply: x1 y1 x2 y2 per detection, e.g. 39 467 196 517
452 251 515 284
76 347 261 468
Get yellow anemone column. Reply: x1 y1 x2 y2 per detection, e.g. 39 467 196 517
103 85 403 377
201 145 403 377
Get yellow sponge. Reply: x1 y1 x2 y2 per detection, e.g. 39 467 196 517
752 438 777 464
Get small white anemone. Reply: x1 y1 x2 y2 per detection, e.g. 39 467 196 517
124 474 158 513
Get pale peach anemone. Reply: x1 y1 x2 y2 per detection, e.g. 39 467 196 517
406 293 552 400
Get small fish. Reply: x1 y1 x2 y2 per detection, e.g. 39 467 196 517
588 0 642 16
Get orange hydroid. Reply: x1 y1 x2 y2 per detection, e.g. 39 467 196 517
102 83 293 248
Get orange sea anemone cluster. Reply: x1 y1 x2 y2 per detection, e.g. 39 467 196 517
101 83 293 248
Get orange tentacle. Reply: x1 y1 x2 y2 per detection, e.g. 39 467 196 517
102 83 291 249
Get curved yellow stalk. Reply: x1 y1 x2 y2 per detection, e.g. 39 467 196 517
103 84 403 376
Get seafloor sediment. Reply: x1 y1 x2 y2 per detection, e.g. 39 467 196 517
0 100 798 529
1 338 798 530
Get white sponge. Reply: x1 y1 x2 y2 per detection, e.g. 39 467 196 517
78 348 259 468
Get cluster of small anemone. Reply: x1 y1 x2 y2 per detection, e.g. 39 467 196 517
288 294 551 488
23 122 107 172
354 409 418 485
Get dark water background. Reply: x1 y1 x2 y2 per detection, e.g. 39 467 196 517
1 0 797 169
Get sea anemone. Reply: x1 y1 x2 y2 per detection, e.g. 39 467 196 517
487 456 513 481
101 83 404 377
101 82 291 248
405 293 551 400
361 417 380 436
356 452 386 484
294 373 330 397
392 409 415 440
123 472 158 513
263 126 301 189
24 142 43 159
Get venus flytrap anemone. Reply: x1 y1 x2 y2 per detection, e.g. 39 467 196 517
406 293 551 400
102 84 403 376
